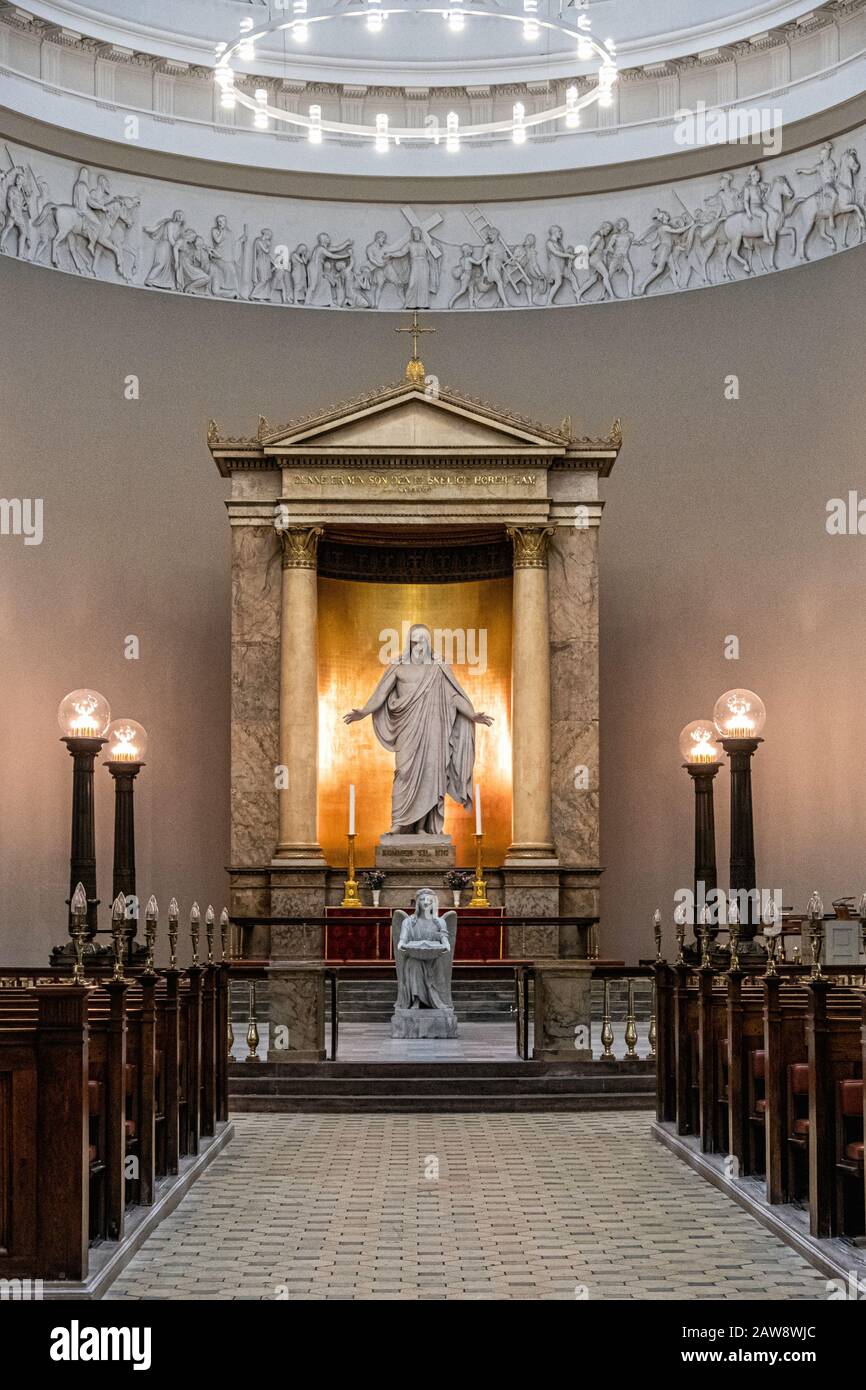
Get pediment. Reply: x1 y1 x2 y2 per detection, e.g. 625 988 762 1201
261 384 568 456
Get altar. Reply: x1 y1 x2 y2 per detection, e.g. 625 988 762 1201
208 341 621 968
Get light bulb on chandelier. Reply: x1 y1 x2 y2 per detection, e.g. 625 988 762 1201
212 3 617 152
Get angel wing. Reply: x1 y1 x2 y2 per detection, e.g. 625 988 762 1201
430 910 457 1008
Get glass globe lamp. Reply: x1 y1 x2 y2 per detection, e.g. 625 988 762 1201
105 718 148 763
57 688 110 740
678 720 722 765
713 689 766 740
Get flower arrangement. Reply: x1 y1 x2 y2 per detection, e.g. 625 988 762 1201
444 869 473 890
362 870 386 890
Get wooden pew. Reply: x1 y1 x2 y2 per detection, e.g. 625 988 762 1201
808 980 863 1238
726 971 768 1177
697 968 729 1154
672 964 700 1136
0 960 213 1283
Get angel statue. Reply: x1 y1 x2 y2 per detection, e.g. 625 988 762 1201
391 889 457 1036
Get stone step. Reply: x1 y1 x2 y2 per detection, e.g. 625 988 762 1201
228 1057 655 1113
230 1092 654 1114
232 1074 650 1097
232 1059 652 1077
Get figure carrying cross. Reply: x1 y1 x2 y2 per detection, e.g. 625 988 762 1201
396 310 436 385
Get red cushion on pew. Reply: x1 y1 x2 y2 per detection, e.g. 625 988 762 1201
751 1050 766 1079
790 1063 809 1094
846 1141 864 1163
839 1079 863 1117
755 1099 767 1114
792 1118 810 1136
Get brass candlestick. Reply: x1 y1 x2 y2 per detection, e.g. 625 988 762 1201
674 915 686 966
728 916 741 973
341 834 362 907
468 833 490 908
245 982 260 1063
220 907 229 961
144 895 158 976
70 881 88 985
190 902 200 967
168 897 179 970
699 922 711 970
110 892 126 981
205 905 215 965
809 919 826 980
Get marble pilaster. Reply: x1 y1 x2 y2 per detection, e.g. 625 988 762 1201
266 962 326 1062
532 961 594 1061
230 526 281 868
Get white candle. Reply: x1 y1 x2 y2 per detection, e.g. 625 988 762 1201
474 784 482 836
348 784 356 837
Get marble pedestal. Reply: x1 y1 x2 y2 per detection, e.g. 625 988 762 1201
375 833 455 872
532 960 594 1062
267 962 326 1062
391 1007 458 1039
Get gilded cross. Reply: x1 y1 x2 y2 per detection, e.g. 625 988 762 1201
395 310 435 361
395 310 436 384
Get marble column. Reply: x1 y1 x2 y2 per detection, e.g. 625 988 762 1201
506 526 556 863
274 526 325 863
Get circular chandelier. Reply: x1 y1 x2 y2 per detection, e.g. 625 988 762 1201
214 2 618 151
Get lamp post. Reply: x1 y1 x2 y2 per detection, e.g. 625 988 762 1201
104 719 147 897
679 720 722 941
54 689 111 958
714 688 766 944
104 719 148 961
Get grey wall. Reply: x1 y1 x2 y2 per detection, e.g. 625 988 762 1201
2 249 864 966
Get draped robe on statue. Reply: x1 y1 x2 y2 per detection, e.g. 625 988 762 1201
370 658 476 834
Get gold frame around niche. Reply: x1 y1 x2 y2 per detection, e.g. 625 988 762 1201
317 574 513 869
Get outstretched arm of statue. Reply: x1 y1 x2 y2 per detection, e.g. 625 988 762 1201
453 693 493 726
343 665 397 723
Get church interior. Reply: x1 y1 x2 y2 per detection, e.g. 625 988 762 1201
2 0 866 1343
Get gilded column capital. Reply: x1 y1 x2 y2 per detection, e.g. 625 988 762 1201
279 526 323 570
507 526 555 569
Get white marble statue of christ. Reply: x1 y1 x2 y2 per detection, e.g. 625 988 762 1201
343 623 493 835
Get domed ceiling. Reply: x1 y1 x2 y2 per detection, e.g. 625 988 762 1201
0 0 864 309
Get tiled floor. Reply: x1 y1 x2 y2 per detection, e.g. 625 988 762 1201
106 1111 830 1301
232 1020 652 1062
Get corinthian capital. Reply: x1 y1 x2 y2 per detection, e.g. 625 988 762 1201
279 526 323 570
507 526 554 570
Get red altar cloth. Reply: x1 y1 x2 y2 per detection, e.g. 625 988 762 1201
324 906 505 963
